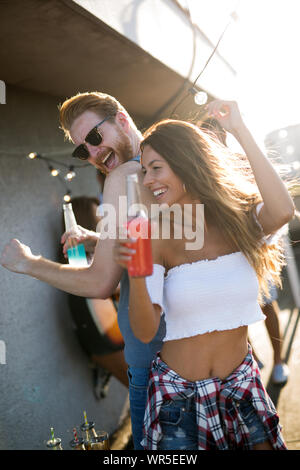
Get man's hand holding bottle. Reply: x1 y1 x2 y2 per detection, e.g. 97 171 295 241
60 225 100 260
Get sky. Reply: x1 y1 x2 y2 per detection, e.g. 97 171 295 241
186 0 300 142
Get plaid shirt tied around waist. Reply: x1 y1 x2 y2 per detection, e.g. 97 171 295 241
142 347 287 450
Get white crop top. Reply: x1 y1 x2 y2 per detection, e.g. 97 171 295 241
146 254 266 341
145 203 285 342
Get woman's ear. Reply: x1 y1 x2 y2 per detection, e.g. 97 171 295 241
116 111 130 133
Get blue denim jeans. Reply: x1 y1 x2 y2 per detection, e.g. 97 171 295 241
157 395 268 450
127 366 150 450
158 396 198 450
238 399 268 445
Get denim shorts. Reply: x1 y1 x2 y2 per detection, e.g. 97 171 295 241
158 395 198 450
157 396 268 450
127 367 150 450
238 399 269 445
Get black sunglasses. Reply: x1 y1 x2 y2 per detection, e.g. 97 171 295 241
72 115 113 160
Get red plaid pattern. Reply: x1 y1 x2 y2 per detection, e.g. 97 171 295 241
142 347 287 450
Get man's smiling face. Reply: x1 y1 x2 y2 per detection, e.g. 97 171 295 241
70 110 133 174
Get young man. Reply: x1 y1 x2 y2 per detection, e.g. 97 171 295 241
1 92 165 449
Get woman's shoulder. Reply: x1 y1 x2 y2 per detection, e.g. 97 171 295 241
151 236 166 265
151 235 185 269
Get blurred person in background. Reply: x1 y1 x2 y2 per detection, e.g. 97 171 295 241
60 196 128 392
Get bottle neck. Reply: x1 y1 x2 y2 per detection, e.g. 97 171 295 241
126 174 146 219
63 204 78 232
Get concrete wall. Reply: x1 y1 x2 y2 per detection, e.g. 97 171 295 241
0 86 128 450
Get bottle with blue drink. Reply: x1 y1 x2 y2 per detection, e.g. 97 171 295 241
63 203 88 267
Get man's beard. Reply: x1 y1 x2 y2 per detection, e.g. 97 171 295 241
115 128 134 164
95 129 134 174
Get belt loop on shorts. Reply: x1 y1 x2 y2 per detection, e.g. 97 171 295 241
185 392 195 411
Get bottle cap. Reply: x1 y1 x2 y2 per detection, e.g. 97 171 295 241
69 437 85 448
46 437 62 448
80 421 95 431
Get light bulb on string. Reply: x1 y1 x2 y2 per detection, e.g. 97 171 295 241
65 166 76 181
188 88 208 107
49 165 60 177
194 91 208 106
63 190 72 203
27 152 40 160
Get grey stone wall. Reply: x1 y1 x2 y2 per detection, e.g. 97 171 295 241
0 86 128 450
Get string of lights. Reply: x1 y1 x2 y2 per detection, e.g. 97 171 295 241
26 152 90 202
146 0 240 124
169 9 236 117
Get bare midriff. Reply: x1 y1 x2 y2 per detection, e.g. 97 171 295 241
160 325 249 382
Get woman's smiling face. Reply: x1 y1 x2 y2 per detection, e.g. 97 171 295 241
141 145 190 206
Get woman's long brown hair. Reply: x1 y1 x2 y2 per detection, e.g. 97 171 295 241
141 119 288 300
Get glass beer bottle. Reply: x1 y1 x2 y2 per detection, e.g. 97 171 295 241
126 173 153 277
46 427 63 450
80 414 98 450
90 431 110 450
63 203 88 267
70 427 86 450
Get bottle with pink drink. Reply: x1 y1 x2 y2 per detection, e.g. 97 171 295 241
126 173 153 277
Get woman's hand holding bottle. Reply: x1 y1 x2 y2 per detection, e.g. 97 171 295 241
113 232 137 271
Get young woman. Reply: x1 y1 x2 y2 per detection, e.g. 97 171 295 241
114 100 294 450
